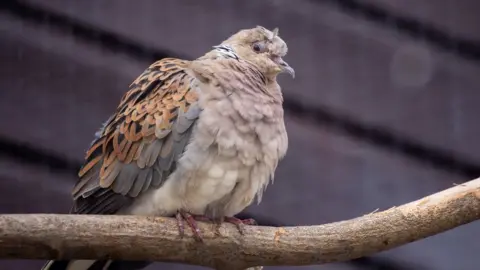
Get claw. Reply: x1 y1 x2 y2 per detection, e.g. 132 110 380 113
175 212 257 239
223 216 257 235
176 210 210 242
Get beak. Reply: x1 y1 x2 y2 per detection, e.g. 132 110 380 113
277 58 295 78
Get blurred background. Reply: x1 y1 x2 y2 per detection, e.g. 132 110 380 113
1 0 479 269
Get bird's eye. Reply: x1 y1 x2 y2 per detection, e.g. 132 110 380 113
252 42 266 53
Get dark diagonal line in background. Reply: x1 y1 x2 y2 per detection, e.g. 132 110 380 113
284 100 480 178
318 0 480 63
0 136 80 175
1 0 480 179
0 1 177 61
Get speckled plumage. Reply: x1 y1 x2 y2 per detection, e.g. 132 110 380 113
42 26 293 270
125 55 288 220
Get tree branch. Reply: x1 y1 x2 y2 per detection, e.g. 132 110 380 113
1 178 479 269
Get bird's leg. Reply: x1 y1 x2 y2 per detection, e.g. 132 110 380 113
176 210 208 242
222 216 257 235
175 210 218 242
189 214 226 237
176 211 256 238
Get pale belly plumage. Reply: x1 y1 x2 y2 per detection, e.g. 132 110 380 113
124 149 259 219
124 83 287 219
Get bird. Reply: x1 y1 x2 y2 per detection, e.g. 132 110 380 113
41 25 294 270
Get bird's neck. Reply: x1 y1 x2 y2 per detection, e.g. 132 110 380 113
266 80 284 104
200 44 239 61
198 48 284 104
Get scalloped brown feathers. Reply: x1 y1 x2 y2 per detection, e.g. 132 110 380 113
71 58 200 213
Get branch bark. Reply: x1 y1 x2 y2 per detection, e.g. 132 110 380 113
1 178 479 269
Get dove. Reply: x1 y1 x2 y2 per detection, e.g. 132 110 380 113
42 26 293 270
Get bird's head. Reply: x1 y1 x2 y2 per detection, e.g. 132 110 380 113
215 26 294 80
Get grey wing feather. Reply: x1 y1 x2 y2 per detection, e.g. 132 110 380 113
71 113 199 214
71 64 201 215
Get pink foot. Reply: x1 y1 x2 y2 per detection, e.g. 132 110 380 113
175 210 212 242
223 216 257 235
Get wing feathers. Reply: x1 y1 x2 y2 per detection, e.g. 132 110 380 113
71 58 201 215
129 169 151 197
139 140 164 168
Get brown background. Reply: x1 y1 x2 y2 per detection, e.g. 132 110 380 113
1 1 479 269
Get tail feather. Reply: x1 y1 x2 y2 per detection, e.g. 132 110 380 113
41 260 151 270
